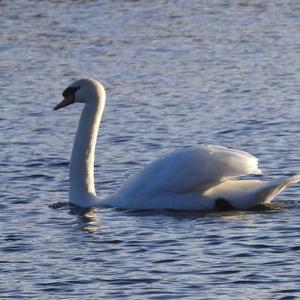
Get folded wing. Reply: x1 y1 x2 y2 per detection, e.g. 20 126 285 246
118 145 261 198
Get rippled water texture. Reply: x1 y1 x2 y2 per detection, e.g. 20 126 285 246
1 1 300 299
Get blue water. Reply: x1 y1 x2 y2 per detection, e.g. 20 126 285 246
1 1 300 299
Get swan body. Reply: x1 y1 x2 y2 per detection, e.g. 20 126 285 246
54 78 300 210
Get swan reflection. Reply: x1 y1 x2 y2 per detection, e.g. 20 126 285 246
69 206 98 233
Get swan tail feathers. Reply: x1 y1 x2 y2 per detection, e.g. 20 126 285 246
256 173 300 205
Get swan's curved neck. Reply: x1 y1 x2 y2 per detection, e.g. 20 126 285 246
69 92 105 205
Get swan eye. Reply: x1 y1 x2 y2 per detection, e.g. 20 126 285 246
62 86 80 99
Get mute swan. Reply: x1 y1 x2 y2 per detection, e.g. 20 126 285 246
54 78 300 210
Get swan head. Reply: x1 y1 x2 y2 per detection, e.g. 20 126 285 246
54 78 105 110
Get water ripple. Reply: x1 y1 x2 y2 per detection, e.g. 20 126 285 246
1 0 300 299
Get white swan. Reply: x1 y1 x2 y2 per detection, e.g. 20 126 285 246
54 78 300 210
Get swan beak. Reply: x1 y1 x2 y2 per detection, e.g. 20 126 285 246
53 97 74 111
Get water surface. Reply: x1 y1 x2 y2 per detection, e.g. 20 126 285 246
1 1 300 299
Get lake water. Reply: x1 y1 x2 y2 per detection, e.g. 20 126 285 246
1 0 300 299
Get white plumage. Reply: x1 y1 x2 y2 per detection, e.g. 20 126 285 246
54 78 300 210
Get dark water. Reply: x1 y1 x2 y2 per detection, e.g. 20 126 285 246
1 1 300 299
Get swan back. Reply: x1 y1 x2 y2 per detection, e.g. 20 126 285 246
111 145 261 208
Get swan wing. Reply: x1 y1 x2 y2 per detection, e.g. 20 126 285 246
118 145 261 197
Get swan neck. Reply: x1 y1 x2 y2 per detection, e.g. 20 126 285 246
69 93 105 204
